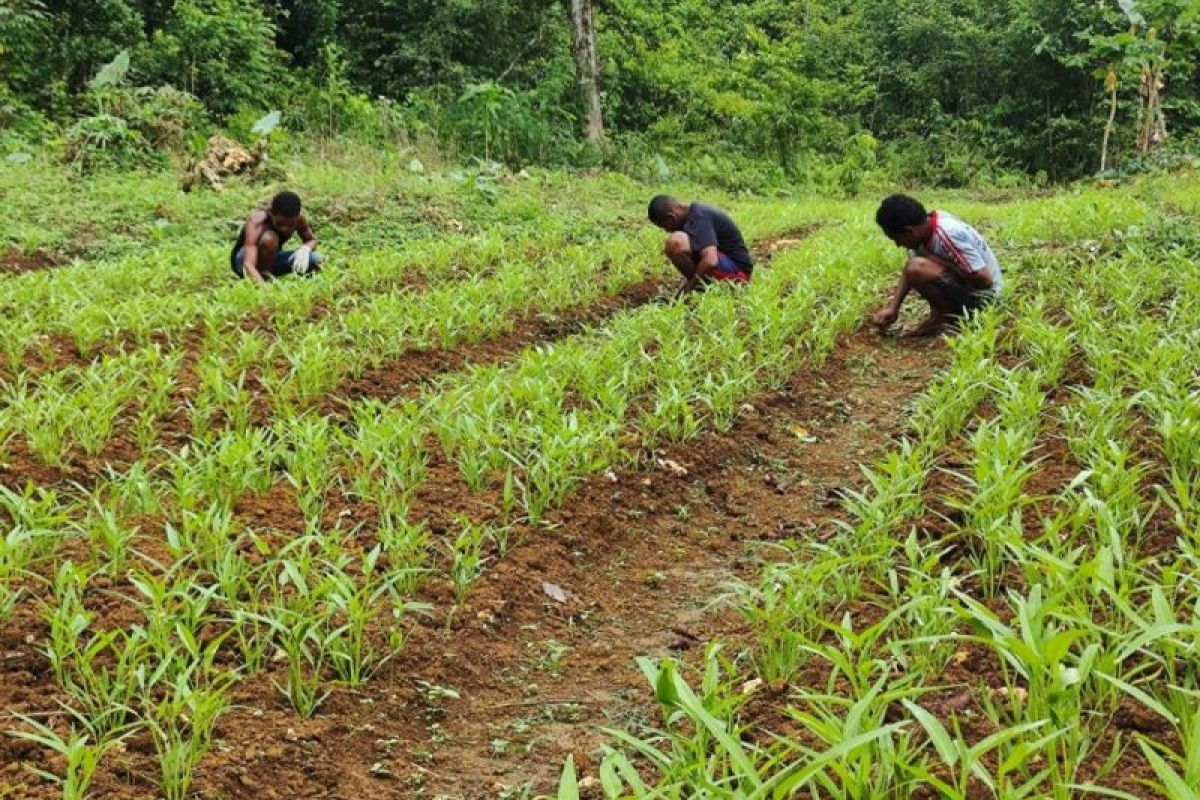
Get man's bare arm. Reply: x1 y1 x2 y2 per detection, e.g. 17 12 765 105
921 248 992 290
679 245 720 294
241 216 267 284
874 271 911 329
298 215 317 249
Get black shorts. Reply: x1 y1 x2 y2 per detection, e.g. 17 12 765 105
231 247 323 278
934 275 994 318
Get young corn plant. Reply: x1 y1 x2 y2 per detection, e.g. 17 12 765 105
781 673 925 798
377 514 430 595
144 669 230 800
956 582 1115 790
278 413 338 531
6 714 122 800
0 522 52 622
946 419 1040 598
447 516 492 604
902 701 1060 800
726 550 858 685
253 542 334 717
321 545 423 685
77 498 137 577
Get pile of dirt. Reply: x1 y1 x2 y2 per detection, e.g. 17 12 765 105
181 136 286 192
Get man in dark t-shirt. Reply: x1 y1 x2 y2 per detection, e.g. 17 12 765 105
647 195 754 296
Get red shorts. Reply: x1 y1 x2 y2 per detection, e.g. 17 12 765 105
708 251 751 283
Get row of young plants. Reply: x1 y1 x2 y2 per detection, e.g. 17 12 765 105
0 222 631 372
0 205 886 798
585 195 1200 798
0 202 825 471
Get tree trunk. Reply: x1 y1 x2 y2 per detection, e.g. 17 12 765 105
569 0 604 142
1137 62 1167 154
1100 71 1118 173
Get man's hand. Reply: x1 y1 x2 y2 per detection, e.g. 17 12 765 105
291 245 313 275
873 306 899 330
676 276 699 298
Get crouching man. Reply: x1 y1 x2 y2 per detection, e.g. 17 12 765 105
873 194 1003 337
647 195 754 296
231 190 323 282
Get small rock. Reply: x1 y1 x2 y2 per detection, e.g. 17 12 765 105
943 690 973 711
542 582 570 603
993 686 1028 705
741 678 764 695
656 458 688 476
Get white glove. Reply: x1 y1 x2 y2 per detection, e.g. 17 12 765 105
291 245 313 275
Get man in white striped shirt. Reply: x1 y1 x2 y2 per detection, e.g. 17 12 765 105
872 195 1003 337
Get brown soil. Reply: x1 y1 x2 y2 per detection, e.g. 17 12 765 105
0 324 946 798
201 328 947 798
0 248 65 276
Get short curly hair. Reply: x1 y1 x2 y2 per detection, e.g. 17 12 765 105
875 194 927 236
270 190 302 217
647 194 678 225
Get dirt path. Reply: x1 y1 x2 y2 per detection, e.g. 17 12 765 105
197 327 947 799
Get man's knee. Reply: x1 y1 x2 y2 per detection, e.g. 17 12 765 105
665 232 691 258
903 256 945 284
257 230 281 252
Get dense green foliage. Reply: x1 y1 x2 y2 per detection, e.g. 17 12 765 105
2 0 1198 183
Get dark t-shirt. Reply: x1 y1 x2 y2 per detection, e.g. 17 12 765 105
683 203 753 271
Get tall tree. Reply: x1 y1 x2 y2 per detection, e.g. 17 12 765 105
569 0 603 140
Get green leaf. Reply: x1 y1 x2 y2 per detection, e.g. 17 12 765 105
903 699 959 766
1095 672 1177 726
670 670 762 788
653 658 679 710
89 50 129 90
557 754 579 800
759 725 903 796
1139 739 1200 800
252 110 282 138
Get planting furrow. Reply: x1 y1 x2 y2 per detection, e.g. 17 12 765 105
583 208 1200 797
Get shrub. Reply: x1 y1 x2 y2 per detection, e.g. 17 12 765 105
65 86 208 170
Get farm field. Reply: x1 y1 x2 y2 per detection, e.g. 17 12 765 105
1 156 1199 800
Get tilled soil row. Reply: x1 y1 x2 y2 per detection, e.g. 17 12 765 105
0 227 820 498
192 327 946 799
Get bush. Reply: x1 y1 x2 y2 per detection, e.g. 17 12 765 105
291 44 408 144
65 85 209 170
136 0 286 116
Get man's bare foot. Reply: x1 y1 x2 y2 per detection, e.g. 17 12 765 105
902 313 948 338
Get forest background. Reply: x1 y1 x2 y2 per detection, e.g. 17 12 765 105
1 0 1198 190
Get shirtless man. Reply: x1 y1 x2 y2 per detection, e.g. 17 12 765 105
230 190 322 282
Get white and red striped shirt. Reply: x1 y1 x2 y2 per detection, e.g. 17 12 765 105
914 211 1003 295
